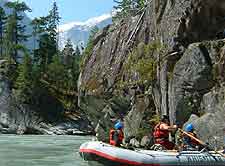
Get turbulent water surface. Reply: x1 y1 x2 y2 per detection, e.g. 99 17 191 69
0 135 91 166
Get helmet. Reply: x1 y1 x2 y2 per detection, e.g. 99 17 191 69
185 123 194 132
114 121 123 130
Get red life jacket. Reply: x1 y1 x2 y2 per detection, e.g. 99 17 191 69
153 122 169 139
109 129 124 146
118 130 124 143
109 129 116 146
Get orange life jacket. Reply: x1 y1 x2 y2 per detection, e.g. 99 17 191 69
153 122 169 139
109 129 124 146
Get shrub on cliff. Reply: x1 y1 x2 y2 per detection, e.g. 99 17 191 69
119 41 163 89
80 26 99 70
113 0 146 21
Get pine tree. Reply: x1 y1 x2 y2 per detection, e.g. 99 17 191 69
134 0 146 9
32 2 61 73
62 39 74 66
74 46 81 57
113 0 146 20
3 12 15 61
35 1 61 69
47 55 65 87
15 52 33 103
37 33 56 71
113 0 132 20
0 7 6 57
31 17 47 50
71 55 80 88
31 16 48 64
69 45 80 90
47 1 60 51
4 1 31 61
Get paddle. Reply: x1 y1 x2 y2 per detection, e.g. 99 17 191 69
178 128 225 157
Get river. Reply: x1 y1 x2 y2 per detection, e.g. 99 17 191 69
0 135 91 166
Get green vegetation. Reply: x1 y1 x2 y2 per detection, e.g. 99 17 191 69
1 1 31 84
113 0 146 21
148 114 160 126
4 1 31 61
85 75 101 91
0 7 6 57
0 1 82 113
14 52 33 103
80 26 99 70
119 42 163 90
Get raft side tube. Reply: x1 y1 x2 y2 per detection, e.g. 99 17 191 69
79 141 225 166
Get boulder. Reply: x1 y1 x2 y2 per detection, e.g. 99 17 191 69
129 138 140 148
185 85 225 149
140 135 153 149
185 111 225 149
79 94 130 141
79 95 108 128
200 87 225 114
95 110 113 142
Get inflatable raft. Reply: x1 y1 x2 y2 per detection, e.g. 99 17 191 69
79 141 225 166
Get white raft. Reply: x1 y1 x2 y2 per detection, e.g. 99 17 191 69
79 141 225 166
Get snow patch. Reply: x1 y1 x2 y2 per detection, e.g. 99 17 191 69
58 13 112 50
59 13 112 32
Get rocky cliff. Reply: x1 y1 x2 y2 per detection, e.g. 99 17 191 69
78 0 225 149
0 69 92 135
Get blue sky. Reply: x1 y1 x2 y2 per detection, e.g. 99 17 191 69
20 0 115 24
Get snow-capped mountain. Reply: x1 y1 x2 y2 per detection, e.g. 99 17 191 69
59 13 112 50
1 0 112 52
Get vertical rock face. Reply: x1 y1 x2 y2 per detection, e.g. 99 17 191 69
170 40 225 124
0 76 10 128
124 95 154 139
184 42 225 149
156 0 225 48
155 0 225 116
78 14 155 140
169 43 214 124
78 0 225 144
95 106 114 142
79 0 225 94
0 74 41 134
0 73 92 135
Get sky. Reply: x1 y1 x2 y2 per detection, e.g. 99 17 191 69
19 0 115 25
